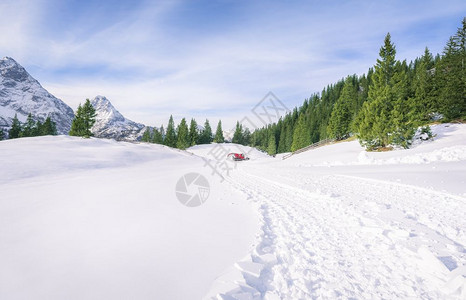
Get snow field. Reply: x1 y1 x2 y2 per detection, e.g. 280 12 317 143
0 136 259 300
1 123 465 299
203 124 466 299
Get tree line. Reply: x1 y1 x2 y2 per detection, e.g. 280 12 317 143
250 18 466 153
141 116 228 149
0 113 57 140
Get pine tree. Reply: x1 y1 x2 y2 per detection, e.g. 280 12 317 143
214 120 224 143
141 128 152 142
69 99 96 138
391 61 415 148
267 133 276 155
327 77 357 140
232 121 243 144
40 117 57 135
188 118 199 146
164 115 177 147
243 127 251 145
176 118 190 149
277 124 287 153
159 125 165 143
436 18 466 119
291 113 310 151
9 114 22 139
21 113 36 137
412 47 435 122
69 104 85 137
82 99 97 137
199 119 213 144
0 128 4 140
152 127 163 144
356 33 415 149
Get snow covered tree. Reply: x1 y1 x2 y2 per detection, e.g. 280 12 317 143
164 115 177 148
214 120 224 143
176 118 190 150
0 128 4 140
199 119 213 144
9 114 22 139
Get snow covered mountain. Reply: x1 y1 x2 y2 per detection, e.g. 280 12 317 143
91 95 146 141
0 57 74 135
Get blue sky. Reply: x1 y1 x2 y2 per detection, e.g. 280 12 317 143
1 0 465 129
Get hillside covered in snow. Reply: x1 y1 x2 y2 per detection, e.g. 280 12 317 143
0 123 465 299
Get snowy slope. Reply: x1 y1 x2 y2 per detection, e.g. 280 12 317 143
0 137 259 300
1 124 465 299
91 95 146 141
189 143 270 161
199 124 466 299
0 57 74 135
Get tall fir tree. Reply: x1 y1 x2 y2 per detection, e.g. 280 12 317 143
40 117 57 135
327 77 357 140
152 127 163 144
160 125 165 143
9 114 22 139
82 99 97 137
164 115 177 147
141 128 152 142
69 99 96 138
390 61 415 148
267 133 276 155
435 18 466 119
188 118 199 146
232 121 243 144
21 113 36 137
214 120 224 143
356 33 415 149
199 119 213 144
277 124 287 153
291 113 310 151
176 118 190 149
412 47 435 122
69 104 85 137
